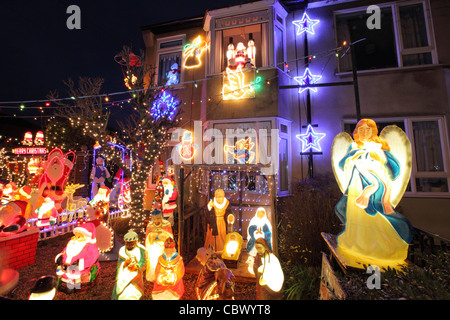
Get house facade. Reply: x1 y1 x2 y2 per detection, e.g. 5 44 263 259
141 0 450 239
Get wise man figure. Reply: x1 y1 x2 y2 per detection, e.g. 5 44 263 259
112 230 147 300
204 189 230 252
145 209 173 282
152 238 185 300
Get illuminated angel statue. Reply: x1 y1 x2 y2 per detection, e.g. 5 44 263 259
331 119 413 266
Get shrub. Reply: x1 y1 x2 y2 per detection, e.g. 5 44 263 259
338 250 450 300
277 174 342 268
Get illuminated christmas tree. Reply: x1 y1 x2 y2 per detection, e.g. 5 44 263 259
48 47 180 241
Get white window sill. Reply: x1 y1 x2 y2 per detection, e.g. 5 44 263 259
335 63 446 77
404 192 450 199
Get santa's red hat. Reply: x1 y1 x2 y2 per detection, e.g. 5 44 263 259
18 186 32 199
73 222 96 243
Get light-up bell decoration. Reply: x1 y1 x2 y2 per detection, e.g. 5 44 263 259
294 68 322 93
183 35 208 69
292 12 320 35
222 232 243 262
331 119 414 269
296 124 326 153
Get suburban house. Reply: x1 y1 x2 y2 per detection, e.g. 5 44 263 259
140 0 450 254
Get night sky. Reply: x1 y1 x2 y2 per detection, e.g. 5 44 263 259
0 0 247 137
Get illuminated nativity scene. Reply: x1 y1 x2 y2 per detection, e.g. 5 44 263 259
1 0 449 303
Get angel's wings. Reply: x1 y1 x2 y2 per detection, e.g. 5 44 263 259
331 132 353 194
380 125 412 208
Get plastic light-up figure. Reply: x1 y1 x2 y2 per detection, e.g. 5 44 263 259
331 119 413 268
294 68 322 93
292 12 320 35
296 124 326 153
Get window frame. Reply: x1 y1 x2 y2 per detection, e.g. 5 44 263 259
342 115 450 197
334 0 438 73
206 116 292 196
155 34 186 86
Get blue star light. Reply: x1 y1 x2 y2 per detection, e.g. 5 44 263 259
292 12 320 35
294 68 322 93
296 124 326 153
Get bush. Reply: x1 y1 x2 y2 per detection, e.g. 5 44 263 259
282 263 321 300
338 250 450 300
277 174 342 268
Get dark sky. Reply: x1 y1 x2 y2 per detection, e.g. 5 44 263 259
0 0 247 137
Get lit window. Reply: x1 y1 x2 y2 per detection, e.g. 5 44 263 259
156 35 185 86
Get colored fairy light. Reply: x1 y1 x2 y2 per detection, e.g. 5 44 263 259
294 68 322 93
292 12 320 35
150 91 179 121
296 124 326 152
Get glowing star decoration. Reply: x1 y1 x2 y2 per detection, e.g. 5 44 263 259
224 138 256 164
292 12 320 35
296 124 326 153
222 65 256 100
183 36 208 69
150 91 179 121
294 68 322 93
176 130 199 161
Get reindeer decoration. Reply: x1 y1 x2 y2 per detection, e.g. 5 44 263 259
64 184 88 213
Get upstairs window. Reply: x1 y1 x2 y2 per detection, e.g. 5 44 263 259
156 36 185 86
212 10 271 74
335 1 436 72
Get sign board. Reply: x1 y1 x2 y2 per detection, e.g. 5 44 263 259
12 147 48 155
319 252 346 300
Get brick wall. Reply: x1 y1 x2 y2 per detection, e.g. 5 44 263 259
0 228 39 270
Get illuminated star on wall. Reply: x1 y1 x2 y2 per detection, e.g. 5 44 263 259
294 68 322 93
296 124 326 153
292 12 320 35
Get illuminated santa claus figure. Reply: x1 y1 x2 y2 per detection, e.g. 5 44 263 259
55 222 100 293
35 197 58 228
162 177 177 225
1 182 17 204
34 131 44 146
246 207 272 256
